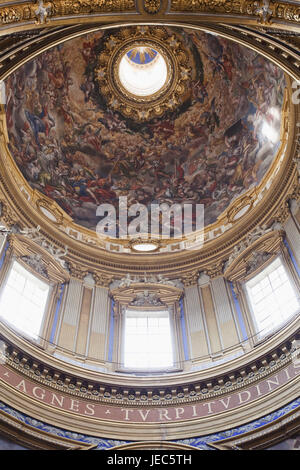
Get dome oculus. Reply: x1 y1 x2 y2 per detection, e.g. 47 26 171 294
119 47 167 97
96 27 191 121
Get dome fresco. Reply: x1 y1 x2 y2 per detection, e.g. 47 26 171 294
5 26 286 233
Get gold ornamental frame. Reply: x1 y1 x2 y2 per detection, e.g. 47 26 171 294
96 25 192 121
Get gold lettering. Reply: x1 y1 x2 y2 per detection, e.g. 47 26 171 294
121 408 134 421
158 409 172 421
15 379 27 393
238 390 251 404
175 407 185 419
84 403 95 416
32 386 46 400
138 409 150 421
69 399 80 412
266 376 279 391
50 393 64 408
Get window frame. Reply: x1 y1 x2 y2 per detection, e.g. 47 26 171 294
0 258 52 343
122 307 175 371
112 299 185 374
243 254 300 342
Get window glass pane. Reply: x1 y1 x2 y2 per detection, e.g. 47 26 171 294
124 309 173 369
246 257 300 338
0 261 49 340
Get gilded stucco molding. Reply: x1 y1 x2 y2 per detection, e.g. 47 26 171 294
0 0 298 36
0 0 137 29
93 271 114 287
223 228 285 280
95 25 192 122
170 0 300 26
143 0 162 15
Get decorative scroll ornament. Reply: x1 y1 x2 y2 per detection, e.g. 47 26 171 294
115 273 182 288
204 262 225 279
245 250 273 274
93 272 114 287
130 290 164 306
64 261 88 281
170 0 299 23
182 270 200 287
20 226 68 269
293 151 300 181
0 0 298 30
0 0 136 28
144 0 161 14
224 223 278 270
0 201 19 229
21 253 49 278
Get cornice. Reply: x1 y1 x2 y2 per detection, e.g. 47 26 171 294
0 0 298 37
0 408 97 449
0 314 298 404
209 405 300 449
0 357 299 440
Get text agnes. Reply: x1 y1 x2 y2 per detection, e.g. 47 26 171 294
8 363 298 423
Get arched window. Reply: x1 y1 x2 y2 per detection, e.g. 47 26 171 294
0 260 50 340
245 256 300 339
224 230 300 346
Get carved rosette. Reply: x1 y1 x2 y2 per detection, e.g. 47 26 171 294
143 0 161 14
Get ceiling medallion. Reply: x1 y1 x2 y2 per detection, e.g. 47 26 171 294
143 0 162 14
96 26 191 121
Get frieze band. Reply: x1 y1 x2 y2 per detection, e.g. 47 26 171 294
0 360 299 423
0 329 298 406
0 0 299 32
